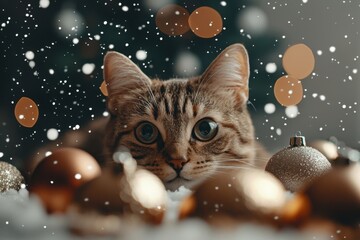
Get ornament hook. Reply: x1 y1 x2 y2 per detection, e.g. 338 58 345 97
290 132 306 147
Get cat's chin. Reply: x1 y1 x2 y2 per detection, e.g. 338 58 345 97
165 177 195 192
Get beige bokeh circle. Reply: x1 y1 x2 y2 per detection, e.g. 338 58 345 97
274 75 303 106
14 97 39 128
282 43 315 80
100 80 108 96
155 4 190 36
188 7 223 38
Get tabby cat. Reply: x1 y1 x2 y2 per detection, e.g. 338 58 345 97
31 44 269 191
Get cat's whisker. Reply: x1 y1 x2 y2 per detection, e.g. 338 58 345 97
216 165 254 171
216 158 259 168
247 100 257 111
218 161 256 168
138 77 158 107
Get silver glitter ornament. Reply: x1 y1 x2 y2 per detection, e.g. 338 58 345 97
265 134 331 192
0 161 25 192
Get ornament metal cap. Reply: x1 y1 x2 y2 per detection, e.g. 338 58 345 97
290 132 306 147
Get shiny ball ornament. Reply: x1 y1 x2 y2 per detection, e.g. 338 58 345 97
0 161 25 192
303 164 360 225
29 148 101 213
279 193 311 226
265 135 331 192
70 160 167 235
179 168 286 225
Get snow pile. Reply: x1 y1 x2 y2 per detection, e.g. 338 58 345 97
0 188 330 240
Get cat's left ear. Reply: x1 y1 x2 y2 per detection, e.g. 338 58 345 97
103 51 151 114
197 44 250 105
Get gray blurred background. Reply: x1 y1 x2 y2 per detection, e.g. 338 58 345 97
254 0 360 151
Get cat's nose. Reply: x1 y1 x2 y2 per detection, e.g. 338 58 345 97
168 158 188 173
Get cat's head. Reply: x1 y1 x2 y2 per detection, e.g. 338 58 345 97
103 44 256 191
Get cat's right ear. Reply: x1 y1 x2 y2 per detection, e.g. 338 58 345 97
103 51 151 114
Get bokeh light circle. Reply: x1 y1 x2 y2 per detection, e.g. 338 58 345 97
14 97 39 128
274 75 303 106
155 4 190 36
188 7 223 38
100 80 108 96
282 43 315 79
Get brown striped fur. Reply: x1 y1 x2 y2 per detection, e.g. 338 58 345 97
103 44 269 190
29 44 269 190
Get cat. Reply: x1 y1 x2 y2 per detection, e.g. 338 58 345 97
29 44 269 191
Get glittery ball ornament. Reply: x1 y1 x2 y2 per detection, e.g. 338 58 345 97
0 161 25 192
265 134 331 192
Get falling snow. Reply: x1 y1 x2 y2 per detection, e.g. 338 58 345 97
136 50 148 61
265 62 277 73
329 46 336 53
39 0 50 9
81 63 95 75
1 0 360 238
25 51 35 60
285 105 299 119
46 128 59 141
264 103 276 114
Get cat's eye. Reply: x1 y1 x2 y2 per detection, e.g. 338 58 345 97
193 118 218 141
135 121 159 144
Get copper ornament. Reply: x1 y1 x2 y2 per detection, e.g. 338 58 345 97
70 160 167 235
179 168 286 226
303 164 360 225
29 148 101 213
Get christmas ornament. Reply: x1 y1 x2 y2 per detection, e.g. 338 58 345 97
69 152 167 235
303 164 360 225
308 140 338 161
265 134 331 192
0 161 25 192
179 168 286 226
309 138 360 166
29 148 101 213
279 193 311 226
